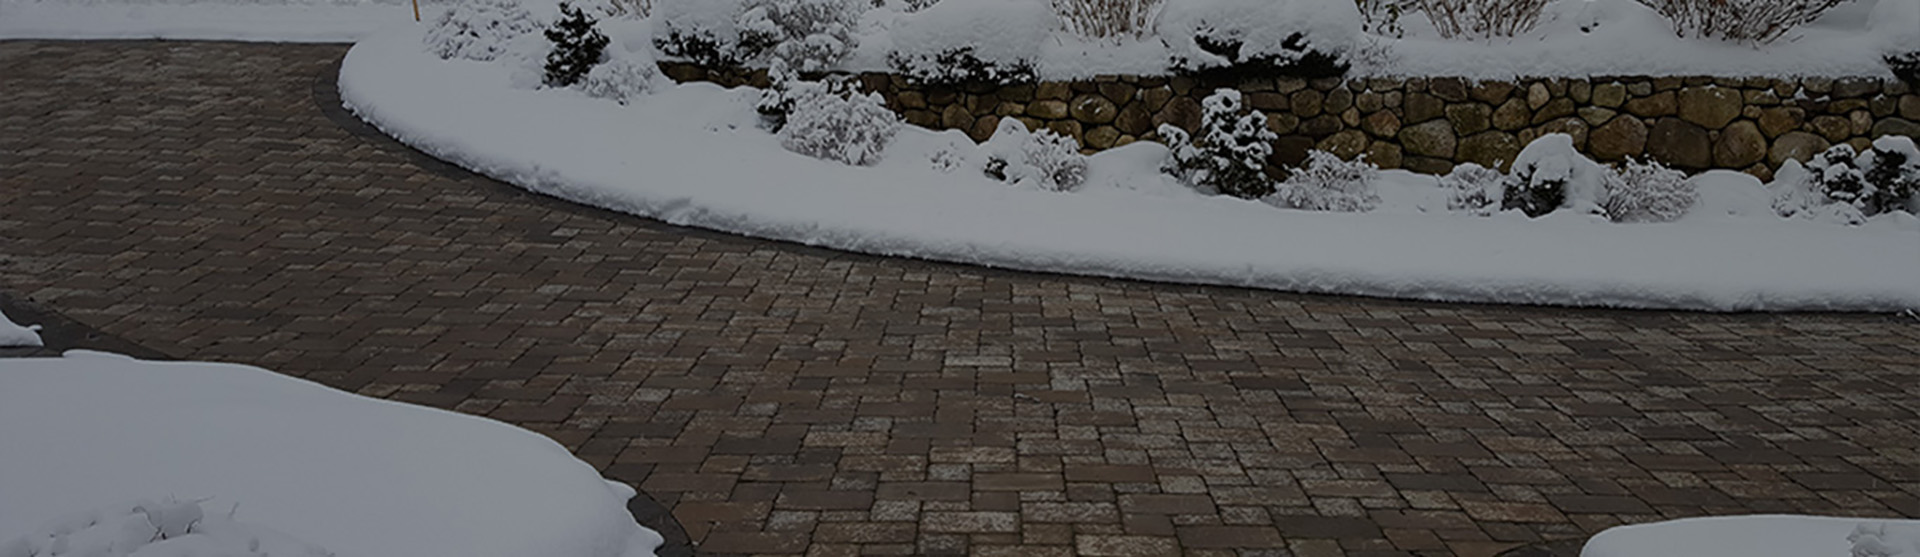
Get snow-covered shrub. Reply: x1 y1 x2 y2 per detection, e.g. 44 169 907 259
1160 89 1278 199
543 2 609 87
1634 0 1848 44
1890 51 1920 86
1158 0 1356 78
1769 159 1826 218
652 0 769 66
1604 158 1696 223
778 75 901 166
425 0 540 61
887 0 1047 85
1809 138 1920 216
578 53 659 104
1276 150 1381 212
738 0 862 73
982 119 1089 192
1441 162 1505 215
1503 133 1616 218
1414 0 1550 39
1053 0 1165 40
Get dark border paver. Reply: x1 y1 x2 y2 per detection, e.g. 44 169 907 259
4 40 1919 557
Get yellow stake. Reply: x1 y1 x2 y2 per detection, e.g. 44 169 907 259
412 0 421 21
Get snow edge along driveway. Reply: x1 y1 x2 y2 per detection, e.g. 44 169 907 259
338 26 1920 313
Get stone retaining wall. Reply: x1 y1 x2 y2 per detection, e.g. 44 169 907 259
661 63 1920 179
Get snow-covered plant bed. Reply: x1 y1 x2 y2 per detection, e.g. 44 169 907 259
0 352 664 557
1160 89 1278 199
0 308 42 347
1276 151 1381 212
1582 516 1920 557
981 119 1089 192
739 0 862 72
1156 0 1355 78
1634 0 1850 44
1780 137 1920 218
339 23 1920 311
763 65 900 165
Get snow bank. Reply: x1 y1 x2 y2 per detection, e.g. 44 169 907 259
1 498 334 557
0 308 41 347
0 0 418 42
339 24 1920 312
0 352 662 557
1583 516 1920 557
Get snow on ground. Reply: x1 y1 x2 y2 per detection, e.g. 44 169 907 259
0 0 421 42
0 308 41 347
2 0 1914 79
340 24 1920 312
1583 515 1920 557
0 351 663 557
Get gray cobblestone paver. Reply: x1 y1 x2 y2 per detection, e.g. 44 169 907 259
4 40 1918 557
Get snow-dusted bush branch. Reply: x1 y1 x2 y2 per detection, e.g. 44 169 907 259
1800 138 1920 217
983 119 1089 192
887 0 1047 85
1415 0 1549 39
1442 163 1505 215
1277 151 1381 212
1357 0 1407 37
1634 0 1847 44
1052 0 1165 40
543 2 609 87
1604 158 1696 223
425 0 540 61
773 69 901 166
1160 89 1277 199
739 0 862 72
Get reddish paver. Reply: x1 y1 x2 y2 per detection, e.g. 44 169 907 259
4 40 1919 556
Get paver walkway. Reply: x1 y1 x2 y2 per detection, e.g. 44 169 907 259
4 40 1919 557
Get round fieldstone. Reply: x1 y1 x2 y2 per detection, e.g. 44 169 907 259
1537 117 1591 149
1405 93 1444 123
1069 94 1119 124
1527 83 1550 109
1292 90 1326 118
1592 83 1627 108
1140 87 1174 112
1647 117 1711 170
1325 88 1354 114
1531 98 1576 125
1770 131 1830 166
1084 125 1122 149
1365 142 1403 169
1114 103 1153 135
1458 131 1522 171
1579 107 1617 127
1300 115 1343 138
969 115 1000 142
1036 82 1072 100
1247 92 1290 111
1151 96 1202 134
1873 118 1920 139
1678 86 1742 129
942 104 974 130
1399 119 1458 158
1027 100 1070 119
1363 110 1402 138
1471 81 1516 104
1589 115 1648 161
1356 91 1384 112
1902 95 1920 119
1430 78 1469 102
1266 112 1301 135
1493 99 1531 131
1448 103 1493 135
1757 107 1803 138
1097 82 1135 104
1713 120 1767 168
1625 91 1677 118
1317 130 1371 161
1809 115 1852 142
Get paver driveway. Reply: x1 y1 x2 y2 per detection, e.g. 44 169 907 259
3 40 1918 557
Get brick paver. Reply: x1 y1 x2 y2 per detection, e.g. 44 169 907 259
4 40 1919 557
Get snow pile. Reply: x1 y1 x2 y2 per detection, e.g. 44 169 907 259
1605 158 1696 223
0 498 333 557
0 352 662 557
1441 163 1506 216
1583 516 1920 557
425 0 540 61
0 308 42 347
1505 133 1615 217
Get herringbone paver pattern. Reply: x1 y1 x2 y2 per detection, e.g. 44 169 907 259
3 40 1918 557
